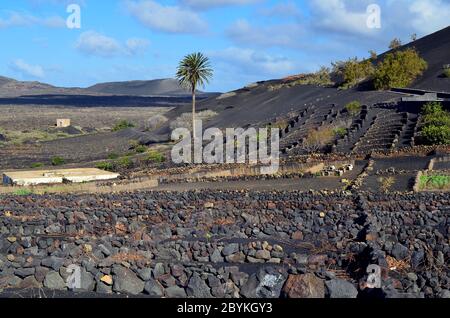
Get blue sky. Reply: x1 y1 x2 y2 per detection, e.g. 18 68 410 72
0 0 449 92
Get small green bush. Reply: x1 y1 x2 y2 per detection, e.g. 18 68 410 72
420 102 450 145
421 125 450 145
146 150 166 163
108 153 119 160
443 66 450 78
422 101 444 116
31 163 44 169
332 58 374 89
373 48 427 90
96 162 114 171
333 127 347 137
112 120 135 132
116 156 133 169
345 101 362 116
134 145 147 154
51 157 65 166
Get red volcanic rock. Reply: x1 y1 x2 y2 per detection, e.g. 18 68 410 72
282 274 325 298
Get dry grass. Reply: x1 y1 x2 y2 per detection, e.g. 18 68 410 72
378 176 396 192
109 252 151 264
386 255 410 272
303 126 335 152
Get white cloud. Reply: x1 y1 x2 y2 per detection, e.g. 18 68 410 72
406 0 450 34
180 0 262 10
0 11 66 28
210 47 296 76
75 31 150 57
308 0 378 36
259 1 302 18
10 59 45 78
75 31 122 57
125 38 151 55
125 0 207 33
226 19 303 48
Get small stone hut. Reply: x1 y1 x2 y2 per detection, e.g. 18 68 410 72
56 119 71 128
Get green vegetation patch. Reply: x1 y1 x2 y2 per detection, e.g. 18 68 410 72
112 120 135 132
116 156 133 169
345 101 362 117
96 161 115 171
420 102 450 145
31 163 44 169
146 150 166 163
108 153 119 160
419 175 450 190
13 189 33 196
51 157 65 166
333 127 348 138
333 58 374 89
443 65 450 78
373 48 428 90
0 129 71 145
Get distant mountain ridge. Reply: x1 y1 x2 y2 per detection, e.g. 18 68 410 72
0 77 216 97
86 78 209 96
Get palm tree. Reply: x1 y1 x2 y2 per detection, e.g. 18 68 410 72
176 52 213 139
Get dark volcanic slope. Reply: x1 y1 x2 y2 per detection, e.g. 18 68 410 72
157 26 450 133
381 26 450 93
158 82 401 133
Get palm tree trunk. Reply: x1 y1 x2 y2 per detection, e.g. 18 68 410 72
192 86 196 140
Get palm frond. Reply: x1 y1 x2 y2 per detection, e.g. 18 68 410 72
176 52 213 91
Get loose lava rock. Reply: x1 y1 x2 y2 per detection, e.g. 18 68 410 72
0 190 448 298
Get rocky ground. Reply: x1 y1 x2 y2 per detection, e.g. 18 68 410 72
0 190 448 298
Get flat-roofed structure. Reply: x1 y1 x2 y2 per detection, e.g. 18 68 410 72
56 119 71 128
2 168 119 186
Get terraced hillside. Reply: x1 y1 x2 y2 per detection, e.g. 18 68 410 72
154 26 449 156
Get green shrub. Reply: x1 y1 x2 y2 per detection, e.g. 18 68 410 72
420 102 450 145
116 156 133 169
108 153 119 160
31 163 44 169
134 145 147 154
332 58 374 89
420 175 450 190
96 161 114 171
421 125 450 145
333 127 347 137
443 66 450 78
345 101 362 116
112 120 135 132
423 113 450 127
146 150 166 163
422 101 444 116
373 48 427 90
51 157 65 166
